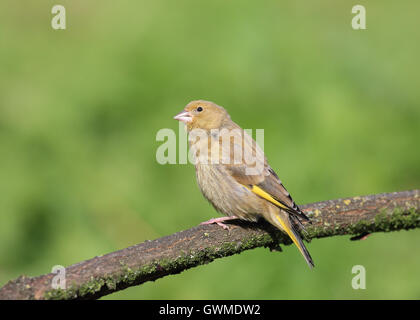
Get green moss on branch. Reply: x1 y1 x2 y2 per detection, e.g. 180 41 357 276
0 189 419 300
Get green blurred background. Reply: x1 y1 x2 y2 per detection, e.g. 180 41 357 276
0 0 419 299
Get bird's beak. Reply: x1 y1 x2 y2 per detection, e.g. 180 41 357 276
174 110 192 123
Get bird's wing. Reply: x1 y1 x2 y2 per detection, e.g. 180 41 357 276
229 164 309 222
219 126 312 266
222 127 310 223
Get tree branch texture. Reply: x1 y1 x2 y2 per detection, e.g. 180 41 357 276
0 189 419 300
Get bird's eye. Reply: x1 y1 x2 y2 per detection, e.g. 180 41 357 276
197 107 203 112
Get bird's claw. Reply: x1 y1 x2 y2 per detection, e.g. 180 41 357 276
215 221 231 230
200 217 237 230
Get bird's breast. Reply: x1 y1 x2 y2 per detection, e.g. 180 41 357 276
194 164 264 221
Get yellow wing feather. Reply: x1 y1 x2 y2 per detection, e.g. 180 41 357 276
249 185 289 210
247 185 308 263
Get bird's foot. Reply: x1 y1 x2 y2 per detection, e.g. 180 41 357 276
200 216 238 230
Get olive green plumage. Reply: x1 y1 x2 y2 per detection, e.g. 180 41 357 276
174 100 314 268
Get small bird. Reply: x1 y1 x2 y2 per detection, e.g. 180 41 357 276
174 100 314 268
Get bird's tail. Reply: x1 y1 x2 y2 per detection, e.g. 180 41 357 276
270 210 314 269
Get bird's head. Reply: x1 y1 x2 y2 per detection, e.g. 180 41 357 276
174 100 230 131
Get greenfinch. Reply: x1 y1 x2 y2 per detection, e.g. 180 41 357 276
174 100 314 268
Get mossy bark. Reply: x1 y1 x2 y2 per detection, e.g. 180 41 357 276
0 189 419 300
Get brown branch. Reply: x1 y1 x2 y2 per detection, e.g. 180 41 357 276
0 189 419 300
